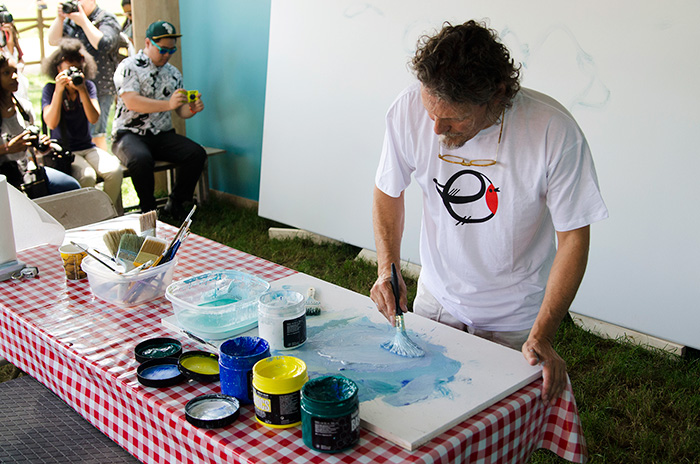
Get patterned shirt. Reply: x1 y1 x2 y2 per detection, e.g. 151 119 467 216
113 49 183 136
62 5 121 98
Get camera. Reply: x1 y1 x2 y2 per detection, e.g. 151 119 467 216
183 90 198 102
0 5 13 24
66 66 84 86
61 0 79 14
26 125 53 152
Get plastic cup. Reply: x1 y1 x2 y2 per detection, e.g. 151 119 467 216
59 244 87 280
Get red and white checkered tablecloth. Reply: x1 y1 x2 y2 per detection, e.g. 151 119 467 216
0 219 587 464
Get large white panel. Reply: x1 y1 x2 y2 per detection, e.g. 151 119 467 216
260 0 700 349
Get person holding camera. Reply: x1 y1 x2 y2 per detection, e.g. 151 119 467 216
47 0 121 152
0 5 28 101
41 39 123 211
0 55 79 195
112 21 206 218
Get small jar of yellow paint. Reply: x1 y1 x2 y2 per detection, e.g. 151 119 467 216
252 356 308 428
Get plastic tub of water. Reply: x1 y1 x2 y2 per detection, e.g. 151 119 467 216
166 270 270 339
81 256 177 307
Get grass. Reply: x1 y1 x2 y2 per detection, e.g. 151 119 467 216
9 69 700 464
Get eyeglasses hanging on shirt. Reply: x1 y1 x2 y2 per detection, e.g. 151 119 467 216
438 109 505 167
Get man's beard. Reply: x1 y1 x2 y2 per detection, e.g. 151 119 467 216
439 133 468 149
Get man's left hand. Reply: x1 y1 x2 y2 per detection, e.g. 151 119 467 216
189 93 204 114
67 2 89 28
522 338 567 404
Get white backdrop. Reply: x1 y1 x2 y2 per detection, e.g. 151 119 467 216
260 0 700 349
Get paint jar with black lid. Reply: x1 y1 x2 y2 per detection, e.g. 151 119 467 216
301 375 360 453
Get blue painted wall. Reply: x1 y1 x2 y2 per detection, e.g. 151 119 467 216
178 0 271 201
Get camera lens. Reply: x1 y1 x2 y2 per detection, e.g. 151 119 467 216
62 1 79 14
71 74 84 86
67 66 84 86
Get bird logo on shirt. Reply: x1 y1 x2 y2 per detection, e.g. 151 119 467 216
433 170 499 225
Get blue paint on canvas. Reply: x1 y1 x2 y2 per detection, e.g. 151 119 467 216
272 315 464 407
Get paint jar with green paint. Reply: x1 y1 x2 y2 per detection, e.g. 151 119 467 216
301 375 360 453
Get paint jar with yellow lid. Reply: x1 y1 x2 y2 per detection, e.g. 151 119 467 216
252 356 308 428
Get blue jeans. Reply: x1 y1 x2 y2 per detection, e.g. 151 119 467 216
90 93 114 138
0 163 79 195
45 166 81 194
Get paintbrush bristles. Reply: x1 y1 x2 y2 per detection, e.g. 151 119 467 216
133 236 168 266
305 287 322 316
381 314 425 358
116 234 144 267
139 211 157 237
103 228 137 257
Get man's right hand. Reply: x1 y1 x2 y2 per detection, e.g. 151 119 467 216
370 269 407 327
169 89 189 111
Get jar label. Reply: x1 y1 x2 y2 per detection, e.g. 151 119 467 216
247 370 254 401
310 409 360 451
283 314 307 348
253 388 301 425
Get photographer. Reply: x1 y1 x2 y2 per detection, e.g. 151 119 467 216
0 55 79 195
42 39 123 211
48 0 121 152
0 5 28 100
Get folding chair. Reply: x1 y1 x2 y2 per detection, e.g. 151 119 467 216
34 187 118 230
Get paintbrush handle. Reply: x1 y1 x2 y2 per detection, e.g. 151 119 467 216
390 263 401 317
70 241 121 274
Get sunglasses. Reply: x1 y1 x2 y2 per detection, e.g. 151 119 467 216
150 39 177 55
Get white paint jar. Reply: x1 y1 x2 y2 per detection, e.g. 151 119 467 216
257 290 307 351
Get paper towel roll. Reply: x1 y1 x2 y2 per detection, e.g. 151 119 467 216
0 175 18 264
7 181 65 252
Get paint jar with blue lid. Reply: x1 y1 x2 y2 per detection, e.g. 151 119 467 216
301 375 360 453
219 336 270 404
252 355 308 428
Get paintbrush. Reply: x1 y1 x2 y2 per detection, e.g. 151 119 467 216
69 241 123 274
305 287 321 316
139 210 158 237
159 205 196 265
116 234 144 271
133 236 169 267
380 263 425 358
103 228 137 257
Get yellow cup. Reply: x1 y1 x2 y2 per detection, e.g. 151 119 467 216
59 244 87 280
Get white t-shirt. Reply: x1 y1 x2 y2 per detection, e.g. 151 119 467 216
375 83 609 331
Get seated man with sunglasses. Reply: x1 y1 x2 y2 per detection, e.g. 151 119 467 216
112 20 206 218
370 20 608 405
